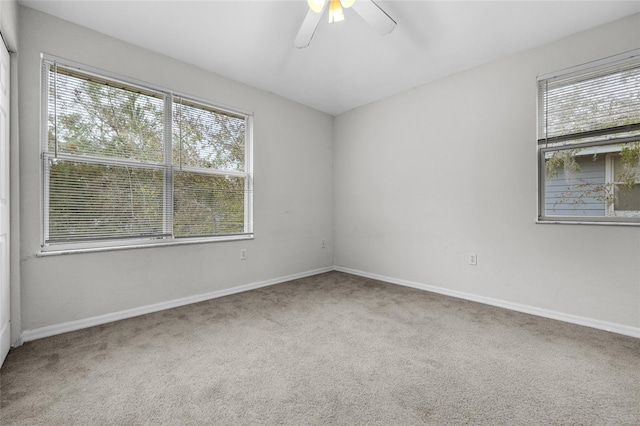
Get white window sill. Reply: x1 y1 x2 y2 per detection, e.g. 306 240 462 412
536 219 640 227
38 234 255 257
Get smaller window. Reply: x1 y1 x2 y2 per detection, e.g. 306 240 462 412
538 50 640 225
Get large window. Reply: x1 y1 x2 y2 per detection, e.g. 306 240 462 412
538 50 640 224
42 57 253 252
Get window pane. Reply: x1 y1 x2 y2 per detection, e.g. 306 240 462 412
48 160 166 242
173 171 246 237
543 142 640 218
48 66 164 163
544 148 607 217
612 150 640 215
542 64 640 142
172 100 245 172
615 186 640 212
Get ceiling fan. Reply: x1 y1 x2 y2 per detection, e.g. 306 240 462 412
294 0 397 49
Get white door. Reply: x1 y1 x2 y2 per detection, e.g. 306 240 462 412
0 35 10 366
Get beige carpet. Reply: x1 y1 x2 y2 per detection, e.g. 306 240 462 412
1 271 639 425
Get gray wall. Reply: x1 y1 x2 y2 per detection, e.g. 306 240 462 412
18 7 334 332
334 14 640 331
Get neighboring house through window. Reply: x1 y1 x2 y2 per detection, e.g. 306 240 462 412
538 49 640 224
42 56 253 253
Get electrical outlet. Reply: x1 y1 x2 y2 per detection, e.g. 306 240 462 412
468 253 477 265
321 239 327 249
240 249 247 260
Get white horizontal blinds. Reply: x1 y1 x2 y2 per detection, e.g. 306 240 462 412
45 61 169 243
538 54 640 146
48 160 166 242
172 97 248 237
172 97 245 172
173 172 246 237
48 64 165 163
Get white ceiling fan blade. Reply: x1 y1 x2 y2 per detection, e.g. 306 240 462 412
351 0 396 36
294 8 324 49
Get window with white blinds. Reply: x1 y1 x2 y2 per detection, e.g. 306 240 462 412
42 57 253 251
537 50 640 224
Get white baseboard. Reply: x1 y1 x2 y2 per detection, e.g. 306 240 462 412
334 266 640 339
18 265 640 343
21 267 334 343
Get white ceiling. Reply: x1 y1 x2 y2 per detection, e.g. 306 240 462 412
20 0 640 115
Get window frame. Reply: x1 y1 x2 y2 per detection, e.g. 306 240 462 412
39 54 254 255
536 49 640 226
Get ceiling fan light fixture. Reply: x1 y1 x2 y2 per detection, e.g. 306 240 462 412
295 0 395 49
328 0 345 23
307 0 326 14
